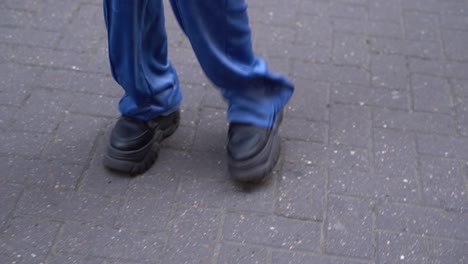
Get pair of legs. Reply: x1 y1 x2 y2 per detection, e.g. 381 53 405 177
103 0 294 181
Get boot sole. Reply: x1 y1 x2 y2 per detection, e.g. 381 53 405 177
227 116 282 183
103 111 180 175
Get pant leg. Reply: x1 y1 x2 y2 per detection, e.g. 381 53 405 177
170 0 294 128
103 0 182 121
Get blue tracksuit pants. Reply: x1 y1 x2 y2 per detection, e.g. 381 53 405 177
103 0 294 128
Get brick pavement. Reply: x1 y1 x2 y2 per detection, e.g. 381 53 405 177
1 0 467 263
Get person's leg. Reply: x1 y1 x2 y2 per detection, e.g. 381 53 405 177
103 0 181 174
170 0 294 181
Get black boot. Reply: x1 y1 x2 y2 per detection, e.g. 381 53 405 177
227 113 282 183
103 110 180 174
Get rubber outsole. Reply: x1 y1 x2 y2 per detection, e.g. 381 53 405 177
103 111 180 175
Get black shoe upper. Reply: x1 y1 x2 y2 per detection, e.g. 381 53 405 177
110 117 155 151
227 123 271 161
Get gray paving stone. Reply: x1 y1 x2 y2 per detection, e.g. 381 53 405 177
37 69 123 97
369 37 444 59
440 14 468 31
223 212 321 251
328 145 371 172
163 206 221 264
192 108 228 153
403 11 439 42
371 53 408 90
69 93 119 118
117 181 177 232
417 134 468 160
411 74 452 114
419 156 468 211
7 158 83 188
0 183 23 230
408 58 447 77
0 27 60 48
271 251 371 264
294 62 370 86
0 131 52 157
376 203 468 240
13 89 74 133
373 108 457 135
329 104 371 148
325 195 373 259
331 83 409 110
443 29 468 61
294 15 331 47
452 78 468 98
369 0 401 22
47 254 105 264
41 114 106 163
283 140 327 166
27 0 79 32
16 186 122 225
56 222 167 263
332 33 369 68
329 3 368 20
286 79 328 121
279 117 327 143
0 105 18 129
456 98 468 136
329 167 420 204
376 231 427 264
177 171 276 214
216 243 267 264
0 217 61 263
0 63 42 106
276 163 325 221
426 238 468 264
374 129 417 178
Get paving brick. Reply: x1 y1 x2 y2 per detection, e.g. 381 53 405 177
328 145 371 171
408 58 447 77
294 62 370 86
284 43 330 64
223 212 321 251
443 29 468 61
79 132 131 197
37 69 123 97
271 251 371 264
27 1 79 32
41 114 106 163
0 27 60 48
401 0 441 13
376 203 468 240
286 79 328 121
368 20 403 39
47 254 105 264
7 158 83 188
411 74 452 114
456 98 468 136
0 9 30 27
445 61 468 80
0 131 52 157
276 163 324 221
370 37 444 59
440 14 468 31
69 93 119 117
0 183 23 230
374 129 417 178
329 104 371 148
0 63 42 106
376 231 427 264
217 243 267 264
0 105 18 129
13 89 74 133
373 108 456 135
325 195 373 258
331 83 409 110
427 238 468 264
192 108 228 153
58 4 105 52
283 140 327 166
404 11 439 42
452 78 468 98
0 217 61 263
371 53 408 90
417 134 468 159
117 180 177 232
295 15 331 47
332 33 369 68
329 167 420 203
419 156 468 211
55 222 166 263
163 206 220 264
16 187 122 225
369 0 401 22
177 170 276 214
329 3 368 20
279 117 327 143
